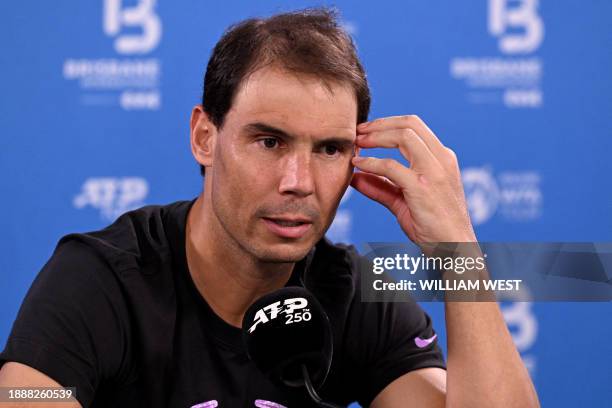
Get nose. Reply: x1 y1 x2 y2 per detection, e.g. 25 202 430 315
278 151 315 197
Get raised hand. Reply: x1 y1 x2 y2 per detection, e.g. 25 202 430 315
351 115 476 246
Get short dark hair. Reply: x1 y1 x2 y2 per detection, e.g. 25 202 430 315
199 7 371 176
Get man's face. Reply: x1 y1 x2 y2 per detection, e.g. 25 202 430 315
208 66 357 262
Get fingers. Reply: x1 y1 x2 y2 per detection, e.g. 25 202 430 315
350 172 403 213
358 114 448 160
351 172 418 241
356 127 438 172
351 155 420 190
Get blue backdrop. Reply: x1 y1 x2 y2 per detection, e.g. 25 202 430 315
1 1 611 406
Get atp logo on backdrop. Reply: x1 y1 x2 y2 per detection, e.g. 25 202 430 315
450 0 545 108
74 177 149 220
462 166 542 225
62 0 162 110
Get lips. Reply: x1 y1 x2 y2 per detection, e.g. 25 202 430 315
262 217 313 239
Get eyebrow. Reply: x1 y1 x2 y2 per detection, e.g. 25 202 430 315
242 122 355 150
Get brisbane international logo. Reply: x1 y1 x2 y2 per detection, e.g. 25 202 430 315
450 0 545 108
63 0 162 110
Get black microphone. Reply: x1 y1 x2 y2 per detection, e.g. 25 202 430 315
242 287 342 408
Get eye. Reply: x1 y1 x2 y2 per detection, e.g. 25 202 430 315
258 137 279 149
322 144 342 157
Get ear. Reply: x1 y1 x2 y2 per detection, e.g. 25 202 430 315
190 105 217 169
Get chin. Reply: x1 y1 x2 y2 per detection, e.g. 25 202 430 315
251 241 315 264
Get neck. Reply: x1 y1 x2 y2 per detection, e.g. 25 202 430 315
185 195 295 328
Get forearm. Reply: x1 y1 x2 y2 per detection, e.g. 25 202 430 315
422 241 539 407
444 298 539 407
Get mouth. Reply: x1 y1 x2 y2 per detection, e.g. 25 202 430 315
262 217 313 239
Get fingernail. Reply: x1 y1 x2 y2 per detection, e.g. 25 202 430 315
352 156 365 163
357 122 369 129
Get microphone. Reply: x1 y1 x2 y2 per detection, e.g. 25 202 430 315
242 287 342 408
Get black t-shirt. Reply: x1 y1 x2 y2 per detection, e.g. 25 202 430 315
0 200 445 407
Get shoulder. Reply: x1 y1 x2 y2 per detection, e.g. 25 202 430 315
25 199 192 329
55 200 192 274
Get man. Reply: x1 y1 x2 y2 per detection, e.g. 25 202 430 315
0 8 539 408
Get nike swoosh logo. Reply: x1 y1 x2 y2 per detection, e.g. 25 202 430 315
414 334 437 348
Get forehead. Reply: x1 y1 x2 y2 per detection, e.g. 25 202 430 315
226 66 357 137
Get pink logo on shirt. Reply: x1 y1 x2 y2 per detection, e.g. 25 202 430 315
414 334 437 348
254 400 287 408
191 401 218 408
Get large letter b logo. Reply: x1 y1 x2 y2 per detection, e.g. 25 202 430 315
489 0 544 54
104 0 162 55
